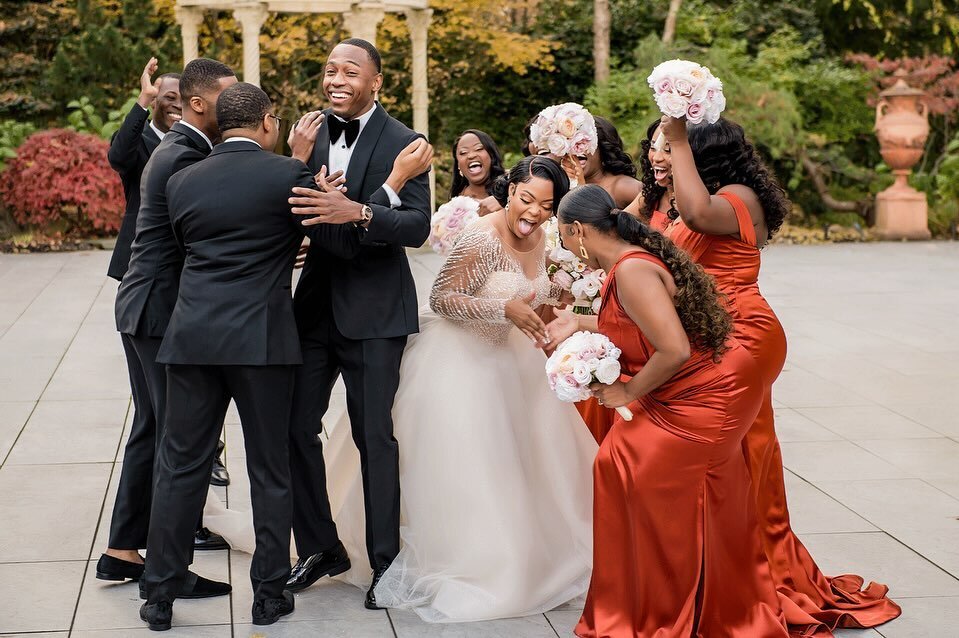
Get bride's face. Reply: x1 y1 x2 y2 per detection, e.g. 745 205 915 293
506 176 555 240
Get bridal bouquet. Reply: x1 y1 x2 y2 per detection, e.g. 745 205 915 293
429 196 480 255
544 218 605 315
530 103 599 158
647 59 726 125
546 331 634 421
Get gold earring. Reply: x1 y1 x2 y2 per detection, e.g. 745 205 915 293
579 238 589 260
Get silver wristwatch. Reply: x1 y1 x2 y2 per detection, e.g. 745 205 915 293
356 204 373 226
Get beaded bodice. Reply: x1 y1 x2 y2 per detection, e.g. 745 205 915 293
429 225 559 345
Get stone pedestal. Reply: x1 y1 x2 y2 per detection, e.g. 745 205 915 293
874 172 932 240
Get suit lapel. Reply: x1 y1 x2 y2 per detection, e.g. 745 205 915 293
171 121 212 156
143 126 161 154
345 104 387 200
310 109 332 174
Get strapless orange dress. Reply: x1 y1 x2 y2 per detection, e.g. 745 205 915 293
655 193 901 633
575 251 789 638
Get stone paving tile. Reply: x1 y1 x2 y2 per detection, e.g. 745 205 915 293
0 560 86 633
390 610 559 637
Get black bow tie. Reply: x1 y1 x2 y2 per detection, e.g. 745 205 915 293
328 117 361 148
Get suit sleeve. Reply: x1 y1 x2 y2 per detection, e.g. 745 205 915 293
108 105 149 176
291 165 362 259
360 133 432 248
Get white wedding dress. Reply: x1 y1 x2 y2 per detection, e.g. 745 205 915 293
206 221 597 623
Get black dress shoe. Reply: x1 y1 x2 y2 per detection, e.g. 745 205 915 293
365 565 390 610
210 440 230 486
194 527 229 551
140 600 172 631
96 554 144 581
139 571 232 600
252 590 295 626
285 542 351 592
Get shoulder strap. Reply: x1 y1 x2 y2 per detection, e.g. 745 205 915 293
717 192 757 247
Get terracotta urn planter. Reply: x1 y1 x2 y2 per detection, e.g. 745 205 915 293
873 73 931 239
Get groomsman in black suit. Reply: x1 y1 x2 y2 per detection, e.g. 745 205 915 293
283 38 433 609
104 58 236 593
139 82 361 630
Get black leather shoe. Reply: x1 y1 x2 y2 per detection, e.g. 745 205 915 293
194 527 229 551
210 440 230 486
252 590 295 626
139 571 232 600
365 565 390 610
285 542 351 592
140 600 172 631
96 554 144 581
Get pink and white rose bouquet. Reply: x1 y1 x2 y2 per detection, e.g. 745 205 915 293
530 103 599 158
545 331 633 420
428 196 480 255
647 59 726 125
544 217 605 315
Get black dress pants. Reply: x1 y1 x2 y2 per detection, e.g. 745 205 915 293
289 317 406 570
143 364 295 604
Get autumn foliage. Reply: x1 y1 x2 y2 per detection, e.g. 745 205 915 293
0 129 124 235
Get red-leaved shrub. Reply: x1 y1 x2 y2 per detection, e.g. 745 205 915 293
0 129 124 235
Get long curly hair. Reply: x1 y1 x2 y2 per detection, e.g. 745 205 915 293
594 116 637 177
640 117 791 239
449 129 506 200
558 185 732 360
639 119 669 219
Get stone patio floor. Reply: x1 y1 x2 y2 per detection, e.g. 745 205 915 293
1 242 958 637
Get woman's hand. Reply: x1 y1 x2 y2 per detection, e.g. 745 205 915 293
590 380 633 408
561 153 586 185
659 115 687 144
505 291 550 345
542 306 578 348
477 195 502 217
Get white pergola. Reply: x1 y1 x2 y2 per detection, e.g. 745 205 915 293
173 1 432 136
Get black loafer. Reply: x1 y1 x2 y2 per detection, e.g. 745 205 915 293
140 600 172 631
96 554 145 581
365 565 390 610
252 590 295 626
210 441 230 486
285 542 351 592
139 570 232 600
194 527 229 551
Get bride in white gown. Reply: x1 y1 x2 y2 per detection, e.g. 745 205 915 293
207 156 597 623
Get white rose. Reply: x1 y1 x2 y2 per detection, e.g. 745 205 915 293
592 297 602 314
547 133 569 156
581 277 602 298
594 358 621 385
572 361 592 385
657 92 688 118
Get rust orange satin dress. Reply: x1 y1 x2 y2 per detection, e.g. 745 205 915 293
575 251 789 638
654 194 901 633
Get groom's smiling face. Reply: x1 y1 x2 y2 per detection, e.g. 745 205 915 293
323 43 383 120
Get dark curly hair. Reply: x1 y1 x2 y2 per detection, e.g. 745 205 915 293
491 155 570 208
449 129 505 200
594 116 637 178
639 119 671 219
558 185 732 360
640 117 791 240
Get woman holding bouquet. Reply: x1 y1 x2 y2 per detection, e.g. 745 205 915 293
449 129 506 216
547 184 789 637
647 114 900 633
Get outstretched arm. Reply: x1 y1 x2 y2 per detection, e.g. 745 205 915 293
108 58 160 175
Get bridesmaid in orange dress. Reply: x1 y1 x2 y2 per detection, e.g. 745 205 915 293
644 114 901 634
547 184 790 638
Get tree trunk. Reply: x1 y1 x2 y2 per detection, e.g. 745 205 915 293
800 151 869 217
663 0 682 44
593 0 610 83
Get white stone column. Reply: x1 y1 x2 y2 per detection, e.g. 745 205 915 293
406 8 432 137
343 4 386 46
234 3 270 86
174 6 203 64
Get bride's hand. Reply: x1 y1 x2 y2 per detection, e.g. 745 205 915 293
505 291 550 345
542 307 578 348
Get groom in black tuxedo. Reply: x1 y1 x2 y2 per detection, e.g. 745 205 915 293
283 38 432 608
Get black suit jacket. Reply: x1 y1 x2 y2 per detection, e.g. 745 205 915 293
114 122 211 338
295 103 432 340
106 105 162 281
158 141 361 366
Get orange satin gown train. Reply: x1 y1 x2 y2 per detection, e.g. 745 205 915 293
655 193 901 634
575 251 790 638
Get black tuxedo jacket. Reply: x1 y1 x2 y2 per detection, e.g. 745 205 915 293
295 103 431 340
157 141 361 366
106 105 162 281
114 122 210 338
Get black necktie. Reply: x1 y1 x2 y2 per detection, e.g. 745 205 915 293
328 117 361 148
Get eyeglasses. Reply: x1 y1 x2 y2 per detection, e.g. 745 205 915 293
268 114 282 125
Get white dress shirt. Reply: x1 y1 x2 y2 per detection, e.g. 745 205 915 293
148 119 167 141
222 136 261 148
328 103 401 208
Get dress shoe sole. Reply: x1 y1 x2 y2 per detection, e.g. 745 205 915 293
193 540 230 551
209 476 230 487
285 559 351 593
252 606 294 626
139 611 171 631
364 600 385 611
96 570 139 582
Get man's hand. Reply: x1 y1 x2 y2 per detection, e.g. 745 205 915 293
137 57 160 109
293 239 309 270
290 168 364 226
477 195 503 217
385 138 434 195
314 166 346 193
290 111 324 163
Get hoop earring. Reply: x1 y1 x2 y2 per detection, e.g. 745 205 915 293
579 238 589 260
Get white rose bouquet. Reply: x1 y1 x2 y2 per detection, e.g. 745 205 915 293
647 59 726 125
530 103 599 158
544 217 605 315
545 331 633 421
428 196 480 255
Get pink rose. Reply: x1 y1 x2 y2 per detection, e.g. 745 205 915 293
655 78 674 94
674 78 694 97
552 269 575 290
686 102 705 124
